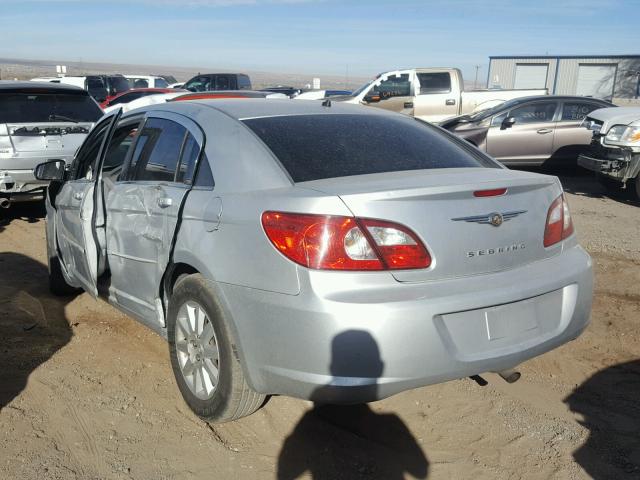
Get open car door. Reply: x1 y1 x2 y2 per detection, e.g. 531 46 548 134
54 109 122 297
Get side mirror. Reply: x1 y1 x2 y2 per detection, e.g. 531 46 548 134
34 160 66 181
501 116 516 130
364 93 381 103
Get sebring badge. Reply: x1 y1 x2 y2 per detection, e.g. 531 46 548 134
451 210 527 227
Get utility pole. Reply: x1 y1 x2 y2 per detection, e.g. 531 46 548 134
474 65 482 89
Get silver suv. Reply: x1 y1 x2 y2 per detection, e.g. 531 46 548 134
0 81 102 205
36 100 592 423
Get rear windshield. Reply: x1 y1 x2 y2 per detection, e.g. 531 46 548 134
0 93 103 123
243 114 495 182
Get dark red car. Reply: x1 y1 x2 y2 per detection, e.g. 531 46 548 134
100 88 184 109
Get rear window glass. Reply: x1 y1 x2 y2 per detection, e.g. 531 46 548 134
0 93 103 123
243 114 494 182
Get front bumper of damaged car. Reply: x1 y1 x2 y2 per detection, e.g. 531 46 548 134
578 139 640 184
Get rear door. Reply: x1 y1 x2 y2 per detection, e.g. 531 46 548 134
105 112 204 325
486 100 559 165
413 71 459 122
54 112 121 296
361 70 415 116
551 100 605 161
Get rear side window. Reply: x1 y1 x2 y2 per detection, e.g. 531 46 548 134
130 118 187 182
560 102 602 121
0 93 102 123
417 72 452 94
238 75 252 90
175 133 200 184
243 114 495 183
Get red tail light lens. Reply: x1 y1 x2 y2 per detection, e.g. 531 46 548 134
473 188 507 197
543 194 574 247
261 212 431 271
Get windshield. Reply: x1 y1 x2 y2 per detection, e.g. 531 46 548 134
0 93 103 123
155 77 169 88
351 81 372 97
243 114 495 183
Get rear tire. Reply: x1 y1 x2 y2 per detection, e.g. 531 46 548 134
167 274 265 423
48 255 80 296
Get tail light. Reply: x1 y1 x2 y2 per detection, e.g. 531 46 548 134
543 194 574 247
261 211 431 271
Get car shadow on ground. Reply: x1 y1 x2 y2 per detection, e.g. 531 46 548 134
0 201 46 234
565 360 640 478
277 330 429 480
0 252 75 411
516 163 639 207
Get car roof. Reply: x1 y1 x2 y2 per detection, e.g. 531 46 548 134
173 98 394 120
0 80 87 94
501 95 612 106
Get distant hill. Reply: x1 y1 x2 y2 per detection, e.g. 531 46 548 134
0 57 368 91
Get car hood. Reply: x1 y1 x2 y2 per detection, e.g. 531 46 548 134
589 107 640 133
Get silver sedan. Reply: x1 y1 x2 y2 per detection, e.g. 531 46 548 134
36 99 593 422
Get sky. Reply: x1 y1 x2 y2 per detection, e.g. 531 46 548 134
0 0 638 81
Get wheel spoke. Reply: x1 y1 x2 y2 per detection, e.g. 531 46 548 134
203 358 219 385
196 308 207 336
182 359 197 377
175 340 189 355
186 303 198 333
201 321 214 343
202 344 219 362
176 318 189 339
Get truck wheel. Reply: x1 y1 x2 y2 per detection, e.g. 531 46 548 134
634 174 640 201
48 255 80 296
167 274 265 423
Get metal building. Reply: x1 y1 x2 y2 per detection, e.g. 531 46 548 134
487 55 640 105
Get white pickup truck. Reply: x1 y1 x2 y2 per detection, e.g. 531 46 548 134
336 68 547 123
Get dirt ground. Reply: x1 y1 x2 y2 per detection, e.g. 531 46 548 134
0 168 638 480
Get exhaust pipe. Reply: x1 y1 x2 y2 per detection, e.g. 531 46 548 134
0 198 10 209
497 368 521 384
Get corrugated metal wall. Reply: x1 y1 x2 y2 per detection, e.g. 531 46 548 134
487 56 640 100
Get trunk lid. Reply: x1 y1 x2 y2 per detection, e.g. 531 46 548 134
301 168 563 282
5 122 91 153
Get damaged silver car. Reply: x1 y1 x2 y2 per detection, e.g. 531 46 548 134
578 107 640 200
0 81 103 206
36 99 593 423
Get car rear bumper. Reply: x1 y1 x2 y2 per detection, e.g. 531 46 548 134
218 244 593 403
0 169 47 200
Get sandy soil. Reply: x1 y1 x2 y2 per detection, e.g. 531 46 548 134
0 168 638 480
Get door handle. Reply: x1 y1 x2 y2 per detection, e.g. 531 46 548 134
404 102 414 108
537 128 553 134
73 192 83 201
446 99 456 105
157 197 173 208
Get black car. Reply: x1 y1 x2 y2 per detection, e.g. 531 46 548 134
183 73 252 92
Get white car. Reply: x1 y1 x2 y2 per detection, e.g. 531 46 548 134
103 92 185 114
125 75 170 89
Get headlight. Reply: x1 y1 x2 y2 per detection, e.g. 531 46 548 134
605 125 640 145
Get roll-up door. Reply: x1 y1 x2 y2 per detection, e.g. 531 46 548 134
514 64 548 89
576 64 616 100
